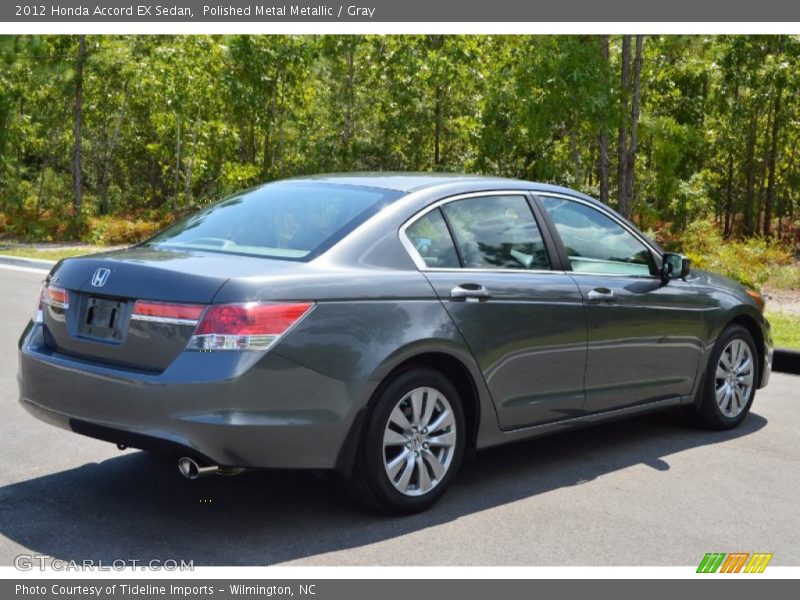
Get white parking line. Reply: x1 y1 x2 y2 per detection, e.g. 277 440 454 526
0 263 50 275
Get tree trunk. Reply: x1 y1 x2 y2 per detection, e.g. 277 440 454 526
597 35 610 206
616 36 631 213
263 63 281 177
763 84 782 237
434 84 443 166
36 157 49 213
743 110 758 236
778 137 798 237
343 45 355 168
72 35 86 223
99 92 127 215
274 70 287 169
724 153 735 237
173 115 181 212
184 119 198 199
724 78 741 237
620 35 643 220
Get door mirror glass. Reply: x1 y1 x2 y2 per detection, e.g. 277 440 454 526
661 253 691 282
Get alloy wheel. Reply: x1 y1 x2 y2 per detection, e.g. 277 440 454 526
715 338 754 418
382 386 457 497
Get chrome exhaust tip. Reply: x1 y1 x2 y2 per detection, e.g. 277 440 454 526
177 456 219 479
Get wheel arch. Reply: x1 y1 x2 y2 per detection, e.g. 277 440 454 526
689 304 769 410
334 343 492 477
727 313 766 385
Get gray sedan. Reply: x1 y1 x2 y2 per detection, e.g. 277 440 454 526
18 174 772 513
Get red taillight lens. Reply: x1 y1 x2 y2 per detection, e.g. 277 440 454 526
195 302 312 336
41 284 69 309
132 300 205 323
189 302 314 351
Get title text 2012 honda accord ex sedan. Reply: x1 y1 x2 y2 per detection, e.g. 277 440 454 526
18 174 772 513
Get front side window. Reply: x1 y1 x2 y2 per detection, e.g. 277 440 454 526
539 196 656 276
442 195 550 270
405 208 460 268
146 182 402 260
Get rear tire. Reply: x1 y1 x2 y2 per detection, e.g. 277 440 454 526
346 368 465 514
693 324 758 430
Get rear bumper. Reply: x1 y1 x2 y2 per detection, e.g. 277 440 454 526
18 322 364 470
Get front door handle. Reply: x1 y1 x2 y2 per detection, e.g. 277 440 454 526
450 284 492 302
587 287 616 302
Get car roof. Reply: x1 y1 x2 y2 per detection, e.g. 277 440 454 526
286 172 591 198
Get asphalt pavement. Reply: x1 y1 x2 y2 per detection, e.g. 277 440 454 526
0 265 798 566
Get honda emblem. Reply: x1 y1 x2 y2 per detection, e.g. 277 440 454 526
91 268 111 288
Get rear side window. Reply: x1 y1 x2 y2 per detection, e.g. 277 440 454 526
442 195 550 270
539 196 656 276
146 182 402 260
405 209 460 268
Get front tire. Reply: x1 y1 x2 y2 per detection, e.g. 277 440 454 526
347 368 465 514
695 324 758 430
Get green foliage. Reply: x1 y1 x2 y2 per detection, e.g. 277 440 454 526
680 220 795 290
0 34 799 249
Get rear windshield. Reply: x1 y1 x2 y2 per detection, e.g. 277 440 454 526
145 181 402 260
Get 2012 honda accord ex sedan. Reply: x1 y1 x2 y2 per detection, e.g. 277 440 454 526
19 174 772 513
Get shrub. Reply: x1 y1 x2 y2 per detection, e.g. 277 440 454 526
679 220 795 290
81 216 162 246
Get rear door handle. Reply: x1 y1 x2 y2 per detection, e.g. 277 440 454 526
450 284 492 302
587 287 616 302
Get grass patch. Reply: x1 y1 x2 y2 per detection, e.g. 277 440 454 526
0 246 113 261
766 311 800 350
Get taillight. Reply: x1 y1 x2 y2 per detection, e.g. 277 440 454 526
35 282 70 323
41 284 70 309
132 300 206 325
188 302 314 351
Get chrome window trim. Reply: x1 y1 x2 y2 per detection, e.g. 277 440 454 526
399 190 554 273
419 267 566 275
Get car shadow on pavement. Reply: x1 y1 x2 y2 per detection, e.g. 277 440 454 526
0 410 767 565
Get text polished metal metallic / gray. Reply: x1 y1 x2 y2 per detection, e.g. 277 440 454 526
18 174 773 513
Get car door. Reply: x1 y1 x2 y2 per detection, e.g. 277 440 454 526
536 193 708 413
401 191 587 430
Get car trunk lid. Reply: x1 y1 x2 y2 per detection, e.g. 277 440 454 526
42 246 298 372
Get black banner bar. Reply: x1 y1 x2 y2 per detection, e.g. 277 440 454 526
3 0 800 22
4 579 798 600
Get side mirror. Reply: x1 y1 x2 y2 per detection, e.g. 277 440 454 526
661 253 691 283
